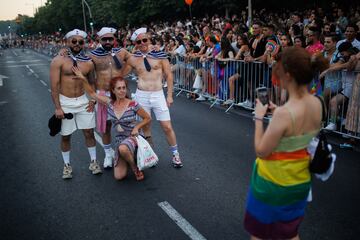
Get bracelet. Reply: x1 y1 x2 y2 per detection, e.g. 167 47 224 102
253 116 264 122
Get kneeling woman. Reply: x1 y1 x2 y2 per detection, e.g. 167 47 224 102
73 67 151 181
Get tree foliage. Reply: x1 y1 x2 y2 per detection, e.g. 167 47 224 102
11 0 357 35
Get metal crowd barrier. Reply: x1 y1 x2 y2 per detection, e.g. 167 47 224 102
171 54 360 140
28 41 63 57
323 70 360 139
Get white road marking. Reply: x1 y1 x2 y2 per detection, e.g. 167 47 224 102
12 51 18 56
2 59 41 64
40 80 47 86
7 63 48 68
34 73 39 78
0 74 9 87
25 65 35 74
47 89 51 93
0 101 8 106
158 201 207 240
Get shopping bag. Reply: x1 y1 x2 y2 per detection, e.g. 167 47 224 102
136 135 159 170
192 72 202 90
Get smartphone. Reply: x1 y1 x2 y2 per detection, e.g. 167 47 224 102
256 87 269 105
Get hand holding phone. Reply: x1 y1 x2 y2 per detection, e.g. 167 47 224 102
256 87 269 105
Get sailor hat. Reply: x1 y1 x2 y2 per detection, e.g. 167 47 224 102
97 27 117 37
130 27 147 41
65 29 87 39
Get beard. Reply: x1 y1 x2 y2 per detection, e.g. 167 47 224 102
103 44 113 51
69 46 81 55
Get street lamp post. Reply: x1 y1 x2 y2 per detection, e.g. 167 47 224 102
8 25 11 41
248 0 252 28
82 0 87 33
82 0 94 35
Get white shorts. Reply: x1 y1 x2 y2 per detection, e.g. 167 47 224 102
60 94 95 136
135 89 170 121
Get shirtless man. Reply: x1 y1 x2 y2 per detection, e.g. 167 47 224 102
121 28 183 168
50 29 102 179
89 27 131 169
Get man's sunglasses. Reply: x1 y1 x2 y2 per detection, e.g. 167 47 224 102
136 38 148 44
101 37 115 42
71 39 84 45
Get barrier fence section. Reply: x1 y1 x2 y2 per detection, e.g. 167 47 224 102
171 54 360 140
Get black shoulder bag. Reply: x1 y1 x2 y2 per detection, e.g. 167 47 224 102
309 96 333 174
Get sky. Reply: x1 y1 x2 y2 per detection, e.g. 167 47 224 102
0 0 43 21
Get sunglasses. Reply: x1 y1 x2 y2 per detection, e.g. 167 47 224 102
101 37 115 42
136 38 148 44
71 39 84 45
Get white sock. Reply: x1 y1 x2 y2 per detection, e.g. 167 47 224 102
103 144 113 156
61 151 70 165
88 146 96 161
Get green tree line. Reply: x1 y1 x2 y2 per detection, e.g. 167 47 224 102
4 0 354 36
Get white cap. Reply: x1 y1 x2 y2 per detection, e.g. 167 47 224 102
130 27 147 41
97 27 117 37
65 29 87 39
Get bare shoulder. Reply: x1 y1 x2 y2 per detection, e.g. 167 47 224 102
50 55 63 67
273 105 291 120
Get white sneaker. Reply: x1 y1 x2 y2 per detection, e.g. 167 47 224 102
62 164 73 179
238 99 253 108
196 95 206 101
325 123 336 131
223 99 234 105
103 149 114 169
89 160 102 175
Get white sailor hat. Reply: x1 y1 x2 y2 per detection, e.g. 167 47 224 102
130 27 147 41
65 29 87 39
97 27 117 37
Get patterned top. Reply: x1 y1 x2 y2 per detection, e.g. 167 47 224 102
306 41 324 55
107 100 140 143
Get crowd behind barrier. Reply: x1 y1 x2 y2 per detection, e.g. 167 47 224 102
170 55 360 140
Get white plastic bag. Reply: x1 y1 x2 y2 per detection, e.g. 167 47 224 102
192 72 202 90
136 135 159 170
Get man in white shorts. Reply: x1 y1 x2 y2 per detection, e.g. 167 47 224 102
50 29 102 179
89 27 131 169
121 28 183 168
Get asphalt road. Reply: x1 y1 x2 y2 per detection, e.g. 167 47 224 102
0 48 359 240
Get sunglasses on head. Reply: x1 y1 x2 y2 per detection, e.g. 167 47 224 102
71 39 84 45
136 38 148 44
101 37 114 42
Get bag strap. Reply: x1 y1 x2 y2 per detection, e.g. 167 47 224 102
315 95 326 122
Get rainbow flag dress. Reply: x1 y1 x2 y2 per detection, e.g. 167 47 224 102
244 131 318 239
